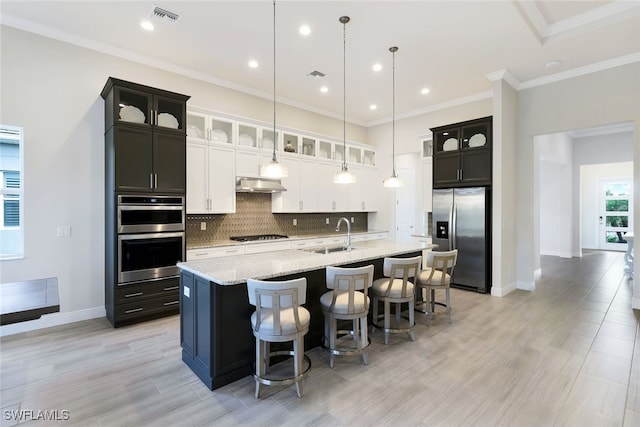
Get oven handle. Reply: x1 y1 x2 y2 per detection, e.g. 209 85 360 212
118 205 184 211
119 232 185 240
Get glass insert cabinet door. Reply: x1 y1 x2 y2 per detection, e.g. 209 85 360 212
599 178 633 251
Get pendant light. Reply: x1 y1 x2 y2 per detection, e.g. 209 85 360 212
383 46 403 188
260 0 288 178
333 15 356 184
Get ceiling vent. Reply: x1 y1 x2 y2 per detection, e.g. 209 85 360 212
150 6 180 25
306 70 326 78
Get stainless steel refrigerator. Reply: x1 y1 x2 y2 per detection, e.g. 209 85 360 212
432 187 491 293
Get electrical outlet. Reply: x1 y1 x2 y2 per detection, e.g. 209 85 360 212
200 222 207 231
56 225 71 237
351 217 355 223
325 218 329 225
293 218 297 226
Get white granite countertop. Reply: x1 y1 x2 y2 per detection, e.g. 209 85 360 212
187 230 388 250
178 239 429 285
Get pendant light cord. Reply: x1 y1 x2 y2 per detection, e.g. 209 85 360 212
272 0 277 162
342 17 347 169
392 48 396 176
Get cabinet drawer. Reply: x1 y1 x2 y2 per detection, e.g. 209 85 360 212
114 293 180 321
187 246 244 260
114 277 180 304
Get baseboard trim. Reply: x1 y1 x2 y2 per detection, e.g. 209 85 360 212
0 306 106 337
632 297 640 310
491 281 518 297
534 269 542 281
517 280 536 291
540 250 573 258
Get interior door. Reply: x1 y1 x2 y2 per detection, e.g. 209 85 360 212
599 178 633 251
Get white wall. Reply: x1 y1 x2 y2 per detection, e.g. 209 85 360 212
0 25 367 335
537 133 573 258
515 62 640 303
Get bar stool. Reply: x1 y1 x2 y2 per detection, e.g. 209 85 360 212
371 256 422 344
416 249 458 324
246 277 311 398
321 264 374 368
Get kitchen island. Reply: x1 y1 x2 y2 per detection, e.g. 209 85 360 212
177 239 427 389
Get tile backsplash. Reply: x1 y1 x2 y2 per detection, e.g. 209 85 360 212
186 193 367 247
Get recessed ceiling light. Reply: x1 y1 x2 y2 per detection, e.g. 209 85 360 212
421 87 430 95
369 104 377 110
320 86 328 93
248 59 259 69
299 25 311 36
545 60 562 69
140 20 154 31
372 63 382 72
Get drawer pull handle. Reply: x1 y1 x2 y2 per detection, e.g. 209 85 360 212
194 253 209 257
163 301 180 306
125 292 144 298
163 286 179 291
125 308 143 314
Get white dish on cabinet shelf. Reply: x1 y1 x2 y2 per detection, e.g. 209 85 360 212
187 125 203 138
364 156 372 165
442 137 458 151
239 133 254 146
468 133 486 147
210 129 228 142
157 113 179 129
119 105 145 123
335 151 343 161
319 148 330 158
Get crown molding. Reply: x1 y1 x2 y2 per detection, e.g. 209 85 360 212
366 91 493 127
514 0 640 45
567 121 634 138
486 69 521 90
519 52 640 90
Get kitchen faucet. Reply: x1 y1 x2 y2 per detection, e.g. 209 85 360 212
335 217 352 251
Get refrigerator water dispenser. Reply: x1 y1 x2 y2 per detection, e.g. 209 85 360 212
436 221 449 239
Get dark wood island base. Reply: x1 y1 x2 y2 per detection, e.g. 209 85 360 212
179 252 421 390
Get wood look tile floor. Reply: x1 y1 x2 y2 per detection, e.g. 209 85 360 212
1 250 639 426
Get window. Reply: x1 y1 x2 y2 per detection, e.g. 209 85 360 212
1 125 23 259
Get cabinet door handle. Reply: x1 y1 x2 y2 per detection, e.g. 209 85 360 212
125 292 144 298
332 201 336 211
362 201 365 210
460 169 463 181
163 286 179 291
149 173 154 189
154 174 158 189
125 307 143 314
154 110 158 126
163 301 180 306
299 201 303 210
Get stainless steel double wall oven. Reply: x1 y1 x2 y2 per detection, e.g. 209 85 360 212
116 195 185 284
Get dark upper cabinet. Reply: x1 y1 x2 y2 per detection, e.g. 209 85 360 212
102 77 190 194
431 116 492 188
102 77 188 133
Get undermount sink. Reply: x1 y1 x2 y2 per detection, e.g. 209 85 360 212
306 246 358 254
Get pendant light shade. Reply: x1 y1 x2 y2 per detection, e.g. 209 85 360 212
383 46 403 188
333 15 356 184
260 0 288 179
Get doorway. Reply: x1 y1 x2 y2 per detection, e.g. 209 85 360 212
599 178 633 251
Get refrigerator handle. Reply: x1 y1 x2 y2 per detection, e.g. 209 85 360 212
451 203 457 250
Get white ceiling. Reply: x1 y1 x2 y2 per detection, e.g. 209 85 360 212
1 1 639 126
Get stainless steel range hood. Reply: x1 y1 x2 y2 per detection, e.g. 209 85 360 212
235 177 287 193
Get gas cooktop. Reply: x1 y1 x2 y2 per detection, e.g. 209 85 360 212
229 234 289 242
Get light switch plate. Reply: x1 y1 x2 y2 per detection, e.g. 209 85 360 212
200 222 207 231
56 226 71 237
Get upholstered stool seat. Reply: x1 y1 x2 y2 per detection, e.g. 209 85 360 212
416 249 458 324
371 256 422 344
321 265 374 368
247 277 311 398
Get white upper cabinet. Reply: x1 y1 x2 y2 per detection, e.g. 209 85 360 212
187 111 234 145
187 142 235 214
187 109 378 213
